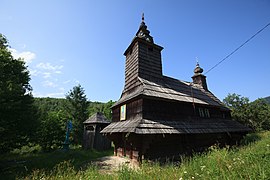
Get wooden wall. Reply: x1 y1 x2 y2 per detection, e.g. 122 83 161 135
143 98 231 120
112 98 143 122
123 39 163 94
83 124 111 151
111 131 245 163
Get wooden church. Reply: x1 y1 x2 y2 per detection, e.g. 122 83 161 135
101 15 251 162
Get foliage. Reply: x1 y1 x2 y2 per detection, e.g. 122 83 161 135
11 143 41 155
33 97 114 150
0 34 37 153
223 93 250 124
34 97 69 114
1 131 269 179
264 96 270 104
88 100 114 120
37 111 68 151
223 93 270 131
248 98 270 130
66 84 89 144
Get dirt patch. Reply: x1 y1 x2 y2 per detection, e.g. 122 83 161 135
93 156 139 173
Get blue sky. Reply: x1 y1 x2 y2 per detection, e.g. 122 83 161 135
1 1 270 102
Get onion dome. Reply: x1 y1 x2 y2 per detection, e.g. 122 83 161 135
194 62 204 74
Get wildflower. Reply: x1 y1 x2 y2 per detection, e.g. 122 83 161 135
179 178 183 180
200 165 206 171
184 171 187 174
191 176 195 179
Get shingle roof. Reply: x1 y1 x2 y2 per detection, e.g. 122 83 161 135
114 76 228 110
101 117 251 134
102 75 253 135
83 112 110 124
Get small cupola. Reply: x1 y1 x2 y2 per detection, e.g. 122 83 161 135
135 13 154 43
192 62 208 90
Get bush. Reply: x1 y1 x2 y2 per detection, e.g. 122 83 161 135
11 143 41 155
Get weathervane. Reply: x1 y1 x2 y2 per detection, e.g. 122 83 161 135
142 13 144 22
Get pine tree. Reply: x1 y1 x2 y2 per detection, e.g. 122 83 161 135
66 84 89 144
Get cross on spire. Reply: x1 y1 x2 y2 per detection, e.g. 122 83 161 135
142 13 145 22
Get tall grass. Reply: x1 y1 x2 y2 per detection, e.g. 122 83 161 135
1 131 269 179
0 148 113 179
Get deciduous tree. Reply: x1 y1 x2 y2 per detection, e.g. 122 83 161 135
0 34 37 152
223 93 270 131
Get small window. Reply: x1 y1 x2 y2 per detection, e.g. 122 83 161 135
120 104 126 121
86 125 94 131
204 109 210 118
198 108 204 117
198 108 210 118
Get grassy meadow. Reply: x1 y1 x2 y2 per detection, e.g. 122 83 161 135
0 131 269 179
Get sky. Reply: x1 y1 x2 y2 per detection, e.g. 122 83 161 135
1 0 270 102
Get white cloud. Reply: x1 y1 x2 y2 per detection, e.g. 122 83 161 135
9 48 36 64
63 80 71 84
33 88 66 98
33 91 64 98
29 68 40 76
35 62 64 79
62 79 80 85
43 72 52 78
8 48 66 98
59 87 65 92
36 62 63 71
42 80 57 88
46 92 65 98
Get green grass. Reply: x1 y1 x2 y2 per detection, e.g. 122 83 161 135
1 131 270 179
0 148 113 179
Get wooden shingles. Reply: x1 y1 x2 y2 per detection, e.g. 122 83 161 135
114 75 227 109
101 117 249 134
83 112 110 124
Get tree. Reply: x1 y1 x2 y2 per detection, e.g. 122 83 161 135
88 100 114 121
223 93 270 131
247 98 270 131
66 84 89 144
223 93 250 125
0 34 37 152
102 100 114 120
37 111 67 151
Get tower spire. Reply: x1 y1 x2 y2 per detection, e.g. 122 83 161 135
136 13 154 43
